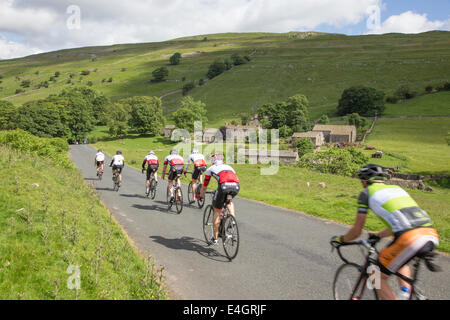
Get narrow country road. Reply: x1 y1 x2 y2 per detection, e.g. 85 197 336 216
70 145 450 300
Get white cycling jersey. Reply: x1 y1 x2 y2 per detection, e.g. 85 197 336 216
95 152 105 162
186 153 207 170
111 155 125 166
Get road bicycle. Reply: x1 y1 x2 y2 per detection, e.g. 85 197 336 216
112 171 121 192
96 167 103 181
167 173 183 214
331 236 440 300
144 170 157 200
202 192 240 261
186 171 206 209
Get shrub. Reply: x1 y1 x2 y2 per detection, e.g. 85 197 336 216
318 115 330 124
296 138 314 157
152 67 169 82
206 60 227 79
15 89 25 94
108 77 113 82
182 82 195 96
231 53 246 66
87 81 93 86
80 70 90 76
54 71 60 77
425 85 434 93
298 147 369 177
343 113 368 129
386 95 399 104
169 52 182 65
198 78 205 86
20 80 31 88
395 85 417 100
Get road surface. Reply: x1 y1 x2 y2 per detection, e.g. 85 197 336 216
70 145 450 300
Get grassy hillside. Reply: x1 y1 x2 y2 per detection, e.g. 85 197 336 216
383 91 450 116
365 117 450 175
0 131 167 299
1 31 449 126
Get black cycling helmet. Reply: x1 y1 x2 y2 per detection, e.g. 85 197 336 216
358 164 387 181
116 151 122 155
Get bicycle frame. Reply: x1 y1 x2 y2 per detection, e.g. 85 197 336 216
333 240 422 300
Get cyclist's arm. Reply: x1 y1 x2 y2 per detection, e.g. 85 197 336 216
184 158 191 173
162 164 167 179
142 159 147 171
378 228 393 238
200 173 212 198
342 213 367 243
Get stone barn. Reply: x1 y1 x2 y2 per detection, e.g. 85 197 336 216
161 125 176 139
291 132 325 148
312 125 357 143
203 128 223 143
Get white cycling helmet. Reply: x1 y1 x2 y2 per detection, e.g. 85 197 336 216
170 149 178 155
192 147 199 154
148 150 155 155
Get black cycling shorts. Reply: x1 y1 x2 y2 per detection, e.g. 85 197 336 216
96 161 104 167
192 166 207 180
168 165 184 181
146 165 159 180
213 183 240 210
112 165 124 173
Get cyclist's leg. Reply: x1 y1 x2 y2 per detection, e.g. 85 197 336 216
168 179 174 197
153 170 158 183
213 208 221 240
378 273 397 300
212 189 225 240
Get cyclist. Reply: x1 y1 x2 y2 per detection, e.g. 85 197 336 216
184 147 207 203
331 164 439 300
94 149 105 176
142 150 159 195
162 149 185 203
199 153 240 245
109 151 125 186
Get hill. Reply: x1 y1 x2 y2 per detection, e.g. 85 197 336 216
1 31 449 126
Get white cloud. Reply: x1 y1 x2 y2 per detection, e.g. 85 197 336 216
0 35 42 60
368 11 450 34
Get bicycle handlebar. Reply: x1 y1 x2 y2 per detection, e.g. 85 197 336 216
331 238 380 265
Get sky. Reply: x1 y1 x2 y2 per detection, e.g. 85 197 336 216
0 0 449 60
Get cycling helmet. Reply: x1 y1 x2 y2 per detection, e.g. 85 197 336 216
211 152 224 165
148 150 155 155
358 164 387 181
97 149 103 153
192 147 199 154
170 149 178 155
116 151 122 155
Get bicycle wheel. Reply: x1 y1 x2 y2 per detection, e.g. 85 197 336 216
197 184 205 209
175 186 183 214
98 171 103 181
150 179 157 200
333 263 378 300
187 182 194 204
222 214 239 261
202 205 214 243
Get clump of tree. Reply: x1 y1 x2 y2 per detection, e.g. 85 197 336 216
37 81 49 89
152 67 169 82
54 71 60 77
0 101 17 130
342 113 368 129
170 52 182 65
337 86 385 117
231 53 246 66
20 80 31 88
206 59 228 79
257 94 312 133
122 96 165 135
318 115 330 124
171 96 208 132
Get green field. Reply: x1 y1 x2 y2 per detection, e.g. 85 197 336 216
1 31 449 125
365 117 450 175
0 142 167 299
384 91 450 116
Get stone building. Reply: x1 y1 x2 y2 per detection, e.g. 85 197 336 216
312 125 357 143
291 132 325 148
161 125 176 139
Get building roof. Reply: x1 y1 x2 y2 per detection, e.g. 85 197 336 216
224 125 260 130
203 128 221 135
312 125 356 135
292 132 324 139
242 149 298 158
164 125 176 129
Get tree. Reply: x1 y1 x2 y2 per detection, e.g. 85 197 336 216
279 125 293 138
231 53 246 66
286 94 311 132
343 113 368 129
123 96 165 135
172 96 208 132
318 115 330 124
337 86 385 117
182 82 195 96
206 60 227 79
170 52 182 65
296 138 314 157
107 103 130 138
152 67 169 82
395 85 417 100
0 100 17 130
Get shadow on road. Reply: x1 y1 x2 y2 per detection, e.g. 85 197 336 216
149 236 230 262
120 193 148 200
132 203 173 214
84 178 100 181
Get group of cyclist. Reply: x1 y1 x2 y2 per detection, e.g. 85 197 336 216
94 147 440 300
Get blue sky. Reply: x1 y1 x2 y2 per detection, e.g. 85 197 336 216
0 0 449 59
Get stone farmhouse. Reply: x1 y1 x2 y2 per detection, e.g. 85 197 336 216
240 149 299 165
202 128 222 143
291 132 325 148
161 125 176 139
312 125 357 143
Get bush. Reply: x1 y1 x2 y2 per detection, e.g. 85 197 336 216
206 60 227 79
15 89 25 94
231 53 246 66
21 80 31 88
318 115 330 124
152 67 169 82
425 85 434 93
298 147 369 177
198 78 205 86
81 70 90 76
169 53 182 65
343 113 368 129
395 85 417 100
108 77 113 83
296 138 314 157
87 81 93 86
182 82 195 96
0 129 72 168
386 95 399 104
55 71 60 77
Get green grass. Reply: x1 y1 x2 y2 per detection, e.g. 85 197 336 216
365 117 450 175
1 31 449 125
0 146 167 300
94 135 449 253
384 91 450 116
